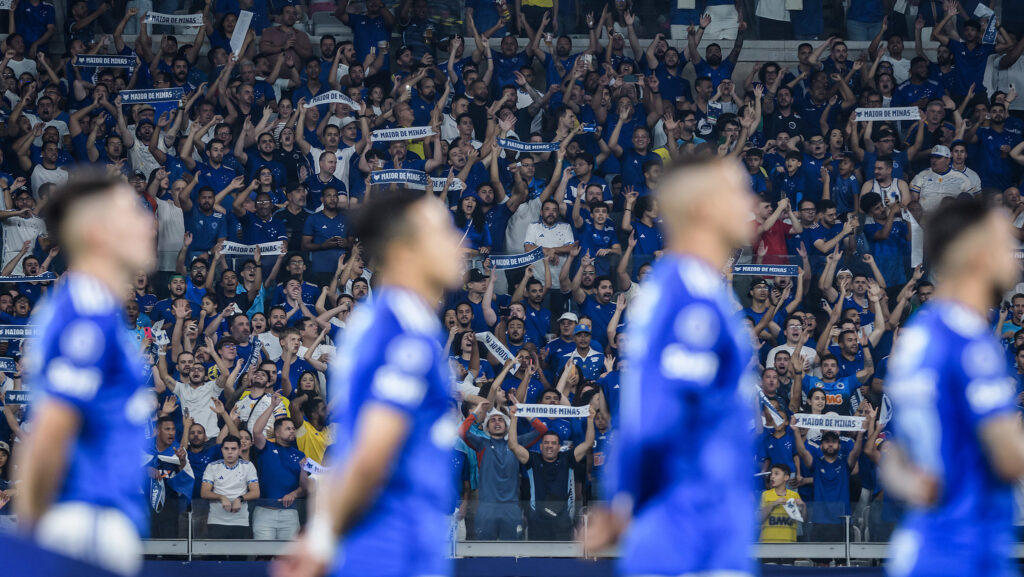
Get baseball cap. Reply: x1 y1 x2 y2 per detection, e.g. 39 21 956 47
750 278 769 289
930 145 951 158
337 116 356 128
558 312 579 323
822 430 841 442
134 104 155 114
573 324 591 335
0 440 9 454
467 268 488 283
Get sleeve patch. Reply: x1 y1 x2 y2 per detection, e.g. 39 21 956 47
59 319 105 364
966 378 1015 415
384 335 434 376
672 303 720 348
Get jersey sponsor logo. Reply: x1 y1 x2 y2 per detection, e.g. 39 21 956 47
825 393 844 406
46 358 102 400
430 415 458 448
372 366 427 406
659 344 719 385
965 378 1014 413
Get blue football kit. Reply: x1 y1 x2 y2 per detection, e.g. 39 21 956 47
606 255 757 576
887 301 1018 577
327 287 457 577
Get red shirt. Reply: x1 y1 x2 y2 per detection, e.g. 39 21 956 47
757 219 792 265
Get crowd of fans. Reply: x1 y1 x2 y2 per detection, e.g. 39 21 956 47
0 0 1021 548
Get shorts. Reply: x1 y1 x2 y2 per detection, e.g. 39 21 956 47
35 501 143 576
331 509 452 577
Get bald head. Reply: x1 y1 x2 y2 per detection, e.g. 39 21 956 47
657 156 755 253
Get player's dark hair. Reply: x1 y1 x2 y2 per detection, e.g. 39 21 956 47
924 196 991 271
541 431 562 444
770 462 791 476
157 415 176 428
838 329 857 342
42 170 126 248
808 387 827 400
222 435 241 447
351 187 427 265
820 354 838 365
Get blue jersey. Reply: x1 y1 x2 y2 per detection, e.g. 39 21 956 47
27 274 152 534
328 287 456 577
606 255 756 576
887 301 1017 577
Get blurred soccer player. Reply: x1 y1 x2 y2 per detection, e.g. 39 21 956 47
273 188 464 577
15 172 156 575
884 197 1024 577
586 156 760 576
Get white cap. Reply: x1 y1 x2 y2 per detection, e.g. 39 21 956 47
930 145 951 158
558 312 579 323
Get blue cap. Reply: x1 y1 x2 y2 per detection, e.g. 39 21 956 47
573 324 591 335
460 189 479 201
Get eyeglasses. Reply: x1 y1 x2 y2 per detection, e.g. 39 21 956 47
255 200 272 205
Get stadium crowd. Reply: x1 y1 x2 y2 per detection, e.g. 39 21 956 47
0 0 1021 548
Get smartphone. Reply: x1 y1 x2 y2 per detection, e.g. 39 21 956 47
143 327 153 340
581 123 597 133
623 74 638 83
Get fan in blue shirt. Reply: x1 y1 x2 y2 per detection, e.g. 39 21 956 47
334 0 394 60
797 353 872 415
933 17 995 97
17 176 157 575
274 187 463 577
301 189 350 275
688 25 743 92
883 197 1024 577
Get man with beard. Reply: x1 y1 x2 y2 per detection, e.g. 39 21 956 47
563 323 605 381
304 153 347 211
606 122 661 190
170 56 197 93
893 59 944 112
511 272 551 347
931 14 1001 100
269 254 320 307
808 200 855 275
258 306 289 361
183 404 240 500
259 5 314 65
569 268 617 351
26 141 68 195
251 392 309 540
179 187 228 263
967 102 1022 190
239 131 287 184
792 352 872 416
275 184 311 253
688 20 746 91
296 110 367 189
409 75 438 127
301 188 350 286
517 402 595 541
647 38 694 105
764 86 808 140
184 138 240 198
227 313 265 365
524 198 574 312
180 255 210 305
459 399 547 541
490 33 531 96
232 186 288 258
792 426 865 542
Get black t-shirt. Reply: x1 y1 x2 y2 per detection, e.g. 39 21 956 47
525 450 582 519
467 101 490 145
276 148 311 186
275 207 311 252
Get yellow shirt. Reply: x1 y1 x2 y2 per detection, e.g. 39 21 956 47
760 488 800 543
523 0 553 7
295 420 334 465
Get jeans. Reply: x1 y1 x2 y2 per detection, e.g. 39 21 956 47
252 506 300 540
846 18 882 40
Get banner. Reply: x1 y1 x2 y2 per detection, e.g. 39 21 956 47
793 413 865 432
0 357 15 371
3 390 28 405
515 403 590 419
474 331 520 373
489 247 545 271
219 241 286 257
369 169 429 188
74 55 136 68
759 387 786 427
855 107 920 122
784 498 804 522
371 126 435 141
431 176 464 192
145 12 204 26
302 458 328 476
120 87 184 104
0 0 11 9
0 272 56 283
0 326 40 339
497 138 560 152
230 10 253 55
733 264 799 277
304 91 362 112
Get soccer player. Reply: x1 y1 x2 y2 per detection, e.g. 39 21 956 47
14 172 156 575
586 155 760 576
884 197 1024 577
272 187 464 577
